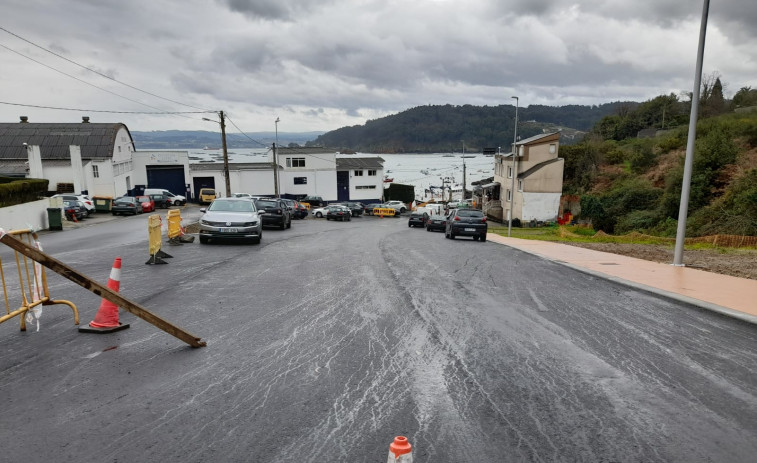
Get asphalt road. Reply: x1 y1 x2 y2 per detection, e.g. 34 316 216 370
1 212 755 462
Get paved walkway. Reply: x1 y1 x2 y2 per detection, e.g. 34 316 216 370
487 234 757 325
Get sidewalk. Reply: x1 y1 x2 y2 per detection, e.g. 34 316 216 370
487 234 757 325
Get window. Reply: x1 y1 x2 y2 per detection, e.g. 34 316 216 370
289 157 305 167
356 185 376 190
506 189 512 201
549 144 556 154
519 146 525 156
368 170 377 176
118 146 122 153
507 166 512 178
92 165 99 178
354 170 363 176
518 179 523 191
294 177 307 185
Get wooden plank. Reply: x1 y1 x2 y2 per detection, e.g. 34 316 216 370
0 232 206 348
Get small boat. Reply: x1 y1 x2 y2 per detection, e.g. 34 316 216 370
384 177 394 183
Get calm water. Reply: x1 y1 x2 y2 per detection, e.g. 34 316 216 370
185 149 496 201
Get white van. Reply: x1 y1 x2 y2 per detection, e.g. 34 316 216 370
144 188 186 206
424 203 444 216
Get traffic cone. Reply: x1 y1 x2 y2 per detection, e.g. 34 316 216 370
387 436 412 462
79 257 130 334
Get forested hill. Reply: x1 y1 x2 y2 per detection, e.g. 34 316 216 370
307 103 635 153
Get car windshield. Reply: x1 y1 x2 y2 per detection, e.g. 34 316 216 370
209 200 255 212
256 200 277 209
457 210 483 217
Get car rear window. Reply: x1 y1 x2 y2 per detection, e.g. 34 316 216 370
457 210 483 217
256 200 277 208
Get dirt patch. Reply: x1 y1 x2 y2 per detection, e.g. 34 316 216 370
562 242 757 280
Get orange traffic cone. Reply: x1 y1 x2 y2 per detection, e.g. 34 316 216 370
79 257 130 334
387 436 412 462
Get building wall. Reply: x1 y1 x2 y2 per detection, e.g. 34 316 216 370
521 192 561 221
237 169 274 196
346 167 383 201
0 198 51 231
522 160 564 193
112 127 135 164
132 151 190 188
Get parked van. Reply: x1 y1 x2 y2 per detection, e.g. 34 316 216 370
144 188 185 206
424 203 444 216
198 188 218 205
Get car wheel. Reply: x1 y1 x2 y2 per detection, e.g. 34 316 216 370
199 236 209 244
286 218 292 229
481 234 487 242
316 212 322 218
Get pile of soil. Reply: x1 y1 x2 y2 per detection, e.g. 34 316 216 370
563 242 756 280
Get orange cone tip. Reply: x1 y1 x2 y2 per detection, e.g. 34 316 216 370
388 436 412 462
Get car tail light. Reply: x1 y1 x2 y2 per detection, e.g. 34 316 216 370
481 217 487 222
454 216 461 221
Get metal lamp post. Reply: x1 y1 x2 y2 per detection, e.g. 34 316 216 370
508 96 519 237
274 117 280 198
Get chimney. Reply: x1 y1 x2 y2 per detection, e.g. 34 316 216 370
20 116 28 123
82 116 90 123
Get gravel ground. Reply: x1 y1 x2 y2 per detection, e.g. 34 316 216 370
562 242 757 280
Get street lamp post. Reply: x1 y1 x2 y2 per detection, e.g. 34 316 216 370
461 140 466 201
274 117 280 198
508 96 519 237
202 111 231 198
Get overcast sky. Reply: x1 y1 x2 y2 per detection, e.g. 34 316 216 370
1 0 755 135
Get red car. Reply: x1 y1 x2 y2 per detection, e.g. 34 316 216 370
137 195 155 213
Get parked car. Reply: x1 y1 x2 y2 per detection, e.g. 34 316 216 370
198 197 262 244
62 200 86 221
279 198 297 217
445 208 488 241
232 192 253 199
198 188 218 205
299 195 325 207
111 196 143 216
426 215 447 232
383 200 407 213
149 193 173 209
339 201 364 217
311 206 329 218
254 198 292 229
325 205 352 221
363 203 382 215
408 211 429 228
136 195 155 213
144 188 185 206
53 194 94 216
292 201 308 219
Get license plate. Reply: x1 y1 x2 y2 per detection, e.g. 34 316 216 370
221 228 237 233
464 228 475 232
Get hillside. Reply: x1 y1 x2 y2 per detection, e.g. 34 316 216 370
562 108 757 237
130 130 324 150
307 103 633 153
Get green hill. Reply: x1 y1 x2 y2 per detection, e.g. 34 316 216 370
307 103 633 153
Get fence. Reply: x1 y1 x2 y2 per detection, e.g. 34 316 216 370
0 229 78 331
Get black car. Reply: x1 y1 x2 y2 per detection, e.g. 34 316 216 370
292 201 308 219
255 198 292 229
299 195 325 207
149 193 173 209
111 196 143 216
445 209 488 241
408 211 428 228
426 214 447 232
62 200 86 221
325 205 352 221
363 203 382 215
340 201 364 217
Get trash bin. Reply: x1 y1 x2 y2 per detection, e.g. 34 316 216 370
47 207 63 231
93 196 112 212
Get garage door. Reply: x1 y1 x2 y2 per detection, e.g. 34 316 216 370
146 166 186 197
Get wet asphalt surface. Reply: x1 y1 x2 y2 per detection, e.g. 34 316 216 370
1 211 756 462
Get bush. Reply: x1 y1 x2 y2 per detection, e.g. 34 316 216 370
615 209 664 234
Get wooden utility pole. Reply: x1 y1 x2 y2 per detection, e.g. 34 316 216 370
220 111 231 198
272 142 279 198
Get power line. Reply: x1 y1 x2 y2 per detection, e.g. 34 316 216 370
0 26 211 112
0 100 212 115
224 116 269 148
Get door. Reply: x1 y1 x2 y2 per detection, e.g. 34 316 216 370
337 171 350 201
146 166 186 196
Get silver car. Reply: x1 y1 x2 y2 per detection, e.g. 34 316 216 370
198 197 262 244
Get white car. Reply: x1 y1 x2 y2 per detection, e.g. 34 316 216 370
311 206 329 218
52 194 95 216
383 200 407 213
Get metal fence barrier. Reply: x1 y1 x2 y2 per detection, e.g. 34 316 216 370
146 214 172 264
0 229 78 331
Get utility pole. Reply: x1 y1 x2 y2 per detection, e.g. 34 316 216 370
220 111 231 198
274 117 280 198
508 96 519 237
461 140 466 201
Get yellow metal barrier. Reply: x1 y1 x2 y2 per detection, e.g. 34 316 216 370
146 214 172 264
373 207 396 218
167 209 182 240
0 229 78 331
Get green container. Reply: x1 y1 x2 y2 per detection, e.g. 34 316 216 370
47 207 62 231
93 196 112 212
